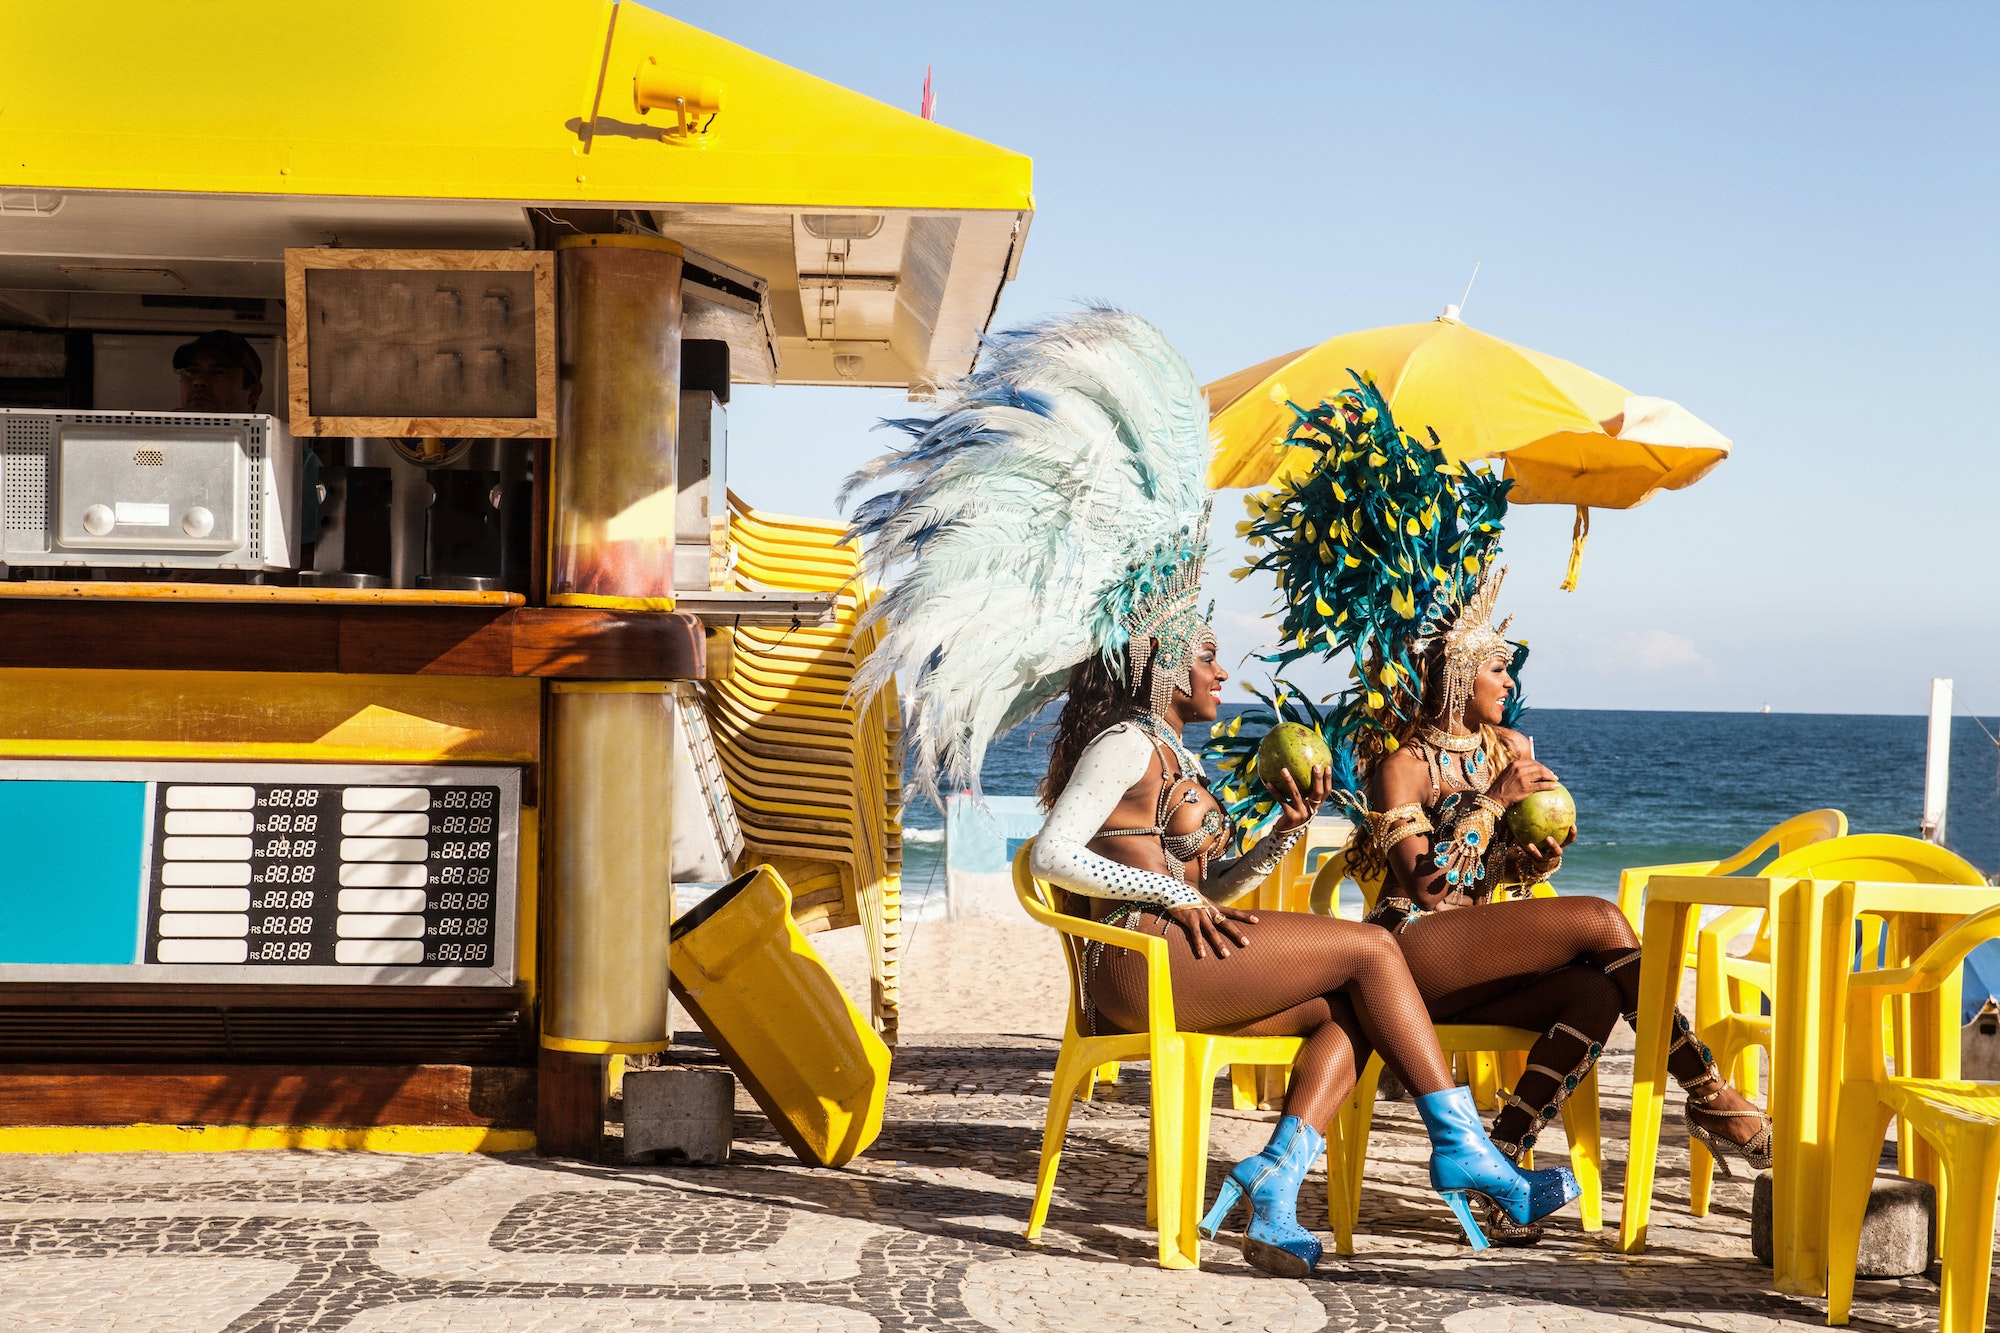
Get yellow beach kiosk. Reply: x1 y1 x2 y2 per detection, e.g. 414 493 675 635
0 1 1031 1154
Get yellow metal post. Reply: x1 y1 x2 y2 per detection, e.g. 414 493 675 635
542 682 676 1054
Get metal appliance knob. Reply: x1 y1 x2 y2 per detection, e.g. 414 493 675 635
82 504 115 536
183 507 215 538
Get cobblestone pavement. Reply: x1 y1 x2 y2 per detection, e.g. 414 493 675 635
0 1039 1964 1331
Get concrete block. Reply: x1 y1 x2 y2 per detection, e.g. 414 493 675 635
1751 1169 1934 1277
622 1068 734 1165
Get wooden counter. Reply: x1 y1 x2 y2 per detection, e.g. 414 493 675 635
0 601 705 679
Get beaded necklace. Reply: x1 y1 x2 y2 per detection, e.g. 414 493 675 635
1416 724 1494 799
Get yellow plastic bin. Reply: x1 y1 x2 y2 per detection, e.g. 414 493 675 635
670 864 890 1167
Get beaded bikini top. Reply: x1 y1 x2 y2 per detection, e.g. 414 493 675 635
1363 727 1511 920
1096 715 1235 884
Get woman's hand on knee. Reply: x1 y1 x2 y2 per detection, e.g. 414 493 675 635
1168 903 1257 959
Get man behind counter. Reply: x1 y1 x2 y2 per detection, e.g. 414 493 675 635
173 329 262 413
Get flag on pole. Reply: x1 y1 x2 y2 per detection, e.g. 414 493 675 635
921 65 936 121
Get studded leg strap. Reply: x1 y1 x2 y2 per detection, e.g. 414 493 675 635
1666 1008 1725 1088
1490 1021 1604 1160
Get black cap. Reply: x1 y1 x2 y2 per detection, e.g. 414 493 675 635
172 330 263 385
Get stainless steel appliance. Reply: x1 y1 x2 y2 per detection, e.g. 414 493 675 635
0 408 301 573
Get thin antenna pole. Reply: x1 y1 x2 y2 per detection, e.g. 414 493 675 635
1459 261 1482 316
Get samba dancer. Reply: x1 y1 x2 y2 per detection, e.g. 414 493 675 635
1223 382 1774 1243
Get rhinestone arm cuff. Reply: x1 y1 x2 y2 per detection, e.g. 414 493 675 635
1204 824 1307 904
1431 801 1499 895
1366 804 1433 855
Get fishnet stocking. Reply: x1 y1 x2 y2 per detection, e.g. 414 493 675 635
1448 966 1622 1154
1089 909 1451 1130
1391 895 1725 1148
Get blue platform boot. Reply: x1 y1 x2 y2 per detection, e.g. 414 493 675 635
1197 1114 1324 1276
1415 1086 1579 1251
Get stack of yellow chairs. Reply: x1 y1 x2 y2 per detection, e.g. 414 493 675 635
703 492 905 1040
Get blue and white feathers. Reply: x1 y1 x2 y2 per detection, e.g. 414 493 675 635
842 308 1211 804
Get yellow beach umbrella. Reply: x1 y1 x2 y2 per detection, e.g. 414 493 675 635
1205 309 1731 587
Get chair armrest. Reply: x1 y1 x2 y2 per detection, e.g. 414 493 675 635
1842 903 2000 1078
1624 859 1727 882
1701 904 1763 948
1042 906 1180 1033
1696 905 1765 968
1012 838 1182 1034
1042 908 1167 958
1847 903 2000 1003
1619 860 1725 931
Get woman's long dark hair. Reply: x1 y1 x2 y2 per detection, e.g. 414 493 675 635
1036 648 1154 809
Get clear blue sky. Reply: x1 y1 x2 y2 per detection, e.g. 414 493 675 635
676 0 1998 717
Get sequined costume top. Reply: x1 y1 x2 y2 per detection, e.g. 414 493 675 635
1354 728 1559 932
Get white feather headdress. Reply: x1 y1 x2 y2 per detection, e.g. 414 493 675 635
843 308 1212 803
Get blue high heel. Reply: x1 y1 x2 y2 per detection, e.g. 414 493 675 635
1197 1114 1324 1276
1415 1086 1579 1252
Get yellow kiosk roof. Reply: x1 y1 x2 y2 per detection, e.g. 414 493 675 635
0 0 1035 386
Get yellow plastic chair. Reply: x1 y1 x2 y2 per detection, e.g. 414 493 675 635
1681 835 1987 1214
1308 845 1382 919
1305 847 1551 1109
1616 809 1848 936
1827 903 2000 1333
1011 842 1357 1268
1301 849 1512 1103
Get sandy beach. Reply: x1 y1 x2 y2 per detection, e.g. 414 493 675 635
817 916 1070 1036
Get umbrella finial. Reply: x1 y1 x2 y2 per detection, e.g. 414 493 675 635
1440 303 1461 323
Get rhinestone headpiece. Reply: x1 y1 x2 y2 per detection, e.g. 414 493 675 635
1435 564 1512 726
1122 507 1215 719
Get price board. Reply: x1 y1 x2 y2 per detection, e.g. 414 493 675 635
0 761 519 986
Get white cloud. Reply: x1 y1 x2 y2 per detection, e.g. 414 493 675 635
1586 629 1710 675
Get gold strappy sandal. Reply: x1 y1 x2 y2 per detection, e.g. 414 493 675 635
1682 1072 1774 1175
1476 1198 1546 1246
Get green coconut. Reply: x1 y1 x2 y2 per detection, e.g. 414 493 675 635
1505 784 1577 846
1255 722 1332 796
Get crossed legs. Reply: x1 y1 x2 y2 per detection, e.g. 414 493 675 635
1090 908 1452 1130
1395 896 1766 1152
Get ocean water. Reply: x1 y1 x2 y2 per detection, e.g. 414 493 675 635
900 709 2000 911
